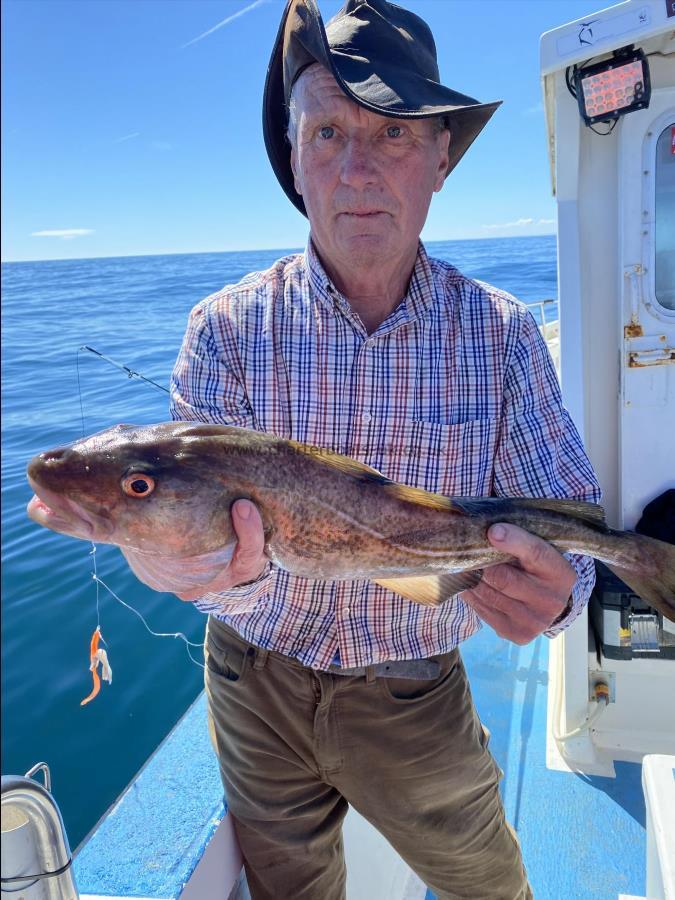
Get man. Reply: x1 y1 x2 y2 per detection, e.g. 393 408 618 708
132 1 600 897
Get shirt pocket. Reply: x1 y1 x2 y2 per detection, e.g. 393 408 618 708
361 417 500 497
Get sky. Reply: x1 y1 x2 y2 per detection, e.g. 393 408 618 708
1 0 600 262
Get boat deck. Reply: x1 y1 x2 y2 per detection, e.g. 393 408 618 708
73 624 646 900
449 625 645 900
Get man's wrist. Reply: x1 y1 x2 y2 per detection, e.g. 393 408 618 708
235 561 271 589
550 594 574 628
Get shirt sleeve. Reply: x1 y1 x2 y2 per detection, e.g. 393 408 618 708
494 307 602 633
170 299 254 427
190 563 273 617
169 299 273 612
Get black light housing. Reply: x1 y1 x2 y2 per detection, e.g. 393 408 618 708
574 45 651 127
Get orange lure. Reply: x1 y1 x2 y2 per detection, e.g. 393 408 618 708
80 626 112 706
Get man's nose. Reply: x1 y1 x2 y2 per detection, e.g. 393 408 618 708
338 137 379 188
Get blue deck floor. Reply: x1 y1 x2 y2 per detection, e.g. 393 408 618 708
427 626 646 900
74 622 646 899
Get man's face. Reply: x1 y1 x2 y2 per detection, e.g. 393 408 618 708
289 65 450 272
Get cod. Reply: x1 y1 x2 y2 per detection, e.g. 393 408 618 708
26 422 675 621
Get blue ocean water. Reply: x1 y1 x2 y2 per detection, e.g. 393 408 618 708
1 234 557 849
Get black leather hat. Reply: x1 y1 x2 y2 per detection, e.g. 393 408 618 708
263 0 502 216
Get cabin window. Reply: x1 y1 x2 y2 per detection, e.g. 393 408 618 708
654 124 675 311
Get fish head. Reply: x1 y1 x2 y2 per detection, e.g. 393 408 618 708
26 422 241 556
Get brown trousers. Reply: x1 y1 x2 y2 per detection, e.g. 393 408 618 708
205 617 532 900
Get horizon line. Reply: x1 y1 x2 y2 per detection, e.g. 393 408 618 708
1 232 557 265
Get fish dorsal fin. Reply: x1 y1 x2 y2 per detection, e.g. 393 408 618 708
496 497 607 529
288 446 471 515
287 441 470 512
372 571 482 607
381 483 463 514
288 441 392 484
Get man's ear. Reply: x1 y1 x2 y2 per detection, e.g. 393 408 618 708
433 128 451 193
290 145 303 196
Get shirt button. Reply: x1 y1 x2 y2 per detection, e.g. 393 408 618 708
361 412 372 424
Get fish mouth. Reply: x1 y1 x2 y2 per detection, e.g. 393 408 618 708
27 475 112 541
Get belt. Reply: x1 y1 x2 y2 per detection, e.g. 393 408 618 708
326 659 441 680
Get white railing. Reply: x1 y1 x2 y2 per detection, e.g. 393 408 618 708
527 299 560 375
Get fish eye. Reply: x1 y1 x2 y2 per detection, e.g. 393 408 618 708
121 474 156 498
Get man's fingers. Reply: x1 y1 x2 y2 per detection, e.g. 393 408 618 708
487 522 576 591
466 578 551 632
462 590 531 645
230 499 267 580
232 500 265 552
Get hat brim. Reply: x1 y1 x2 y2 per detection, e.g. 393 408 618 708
263 0 502 217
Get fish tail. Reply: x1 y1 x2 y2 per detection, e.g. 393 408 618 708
605 533 675 623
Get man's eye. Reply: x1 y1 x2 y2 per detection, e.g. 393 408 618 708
319 126 335 140
386 125 403 138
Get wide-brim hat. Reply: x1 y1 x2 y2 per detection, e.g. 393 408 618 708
263 0 502 216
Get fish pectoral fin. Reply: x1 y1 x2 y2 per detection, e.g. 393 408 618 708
372 571 482 607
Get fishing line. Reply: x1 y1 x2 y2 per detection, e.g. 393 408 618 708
74 345 205 675
90 546 102 635
93 574 205 670
76 349 105 634
75 347 88 436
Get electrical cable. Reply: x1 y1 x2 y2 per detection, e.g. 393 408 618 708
552 643 610 747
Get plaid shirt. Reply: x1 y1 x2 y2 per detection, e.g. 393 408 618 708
170 239 600 671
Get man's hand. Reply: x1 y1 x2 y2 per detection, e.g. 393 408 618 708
120 500 268 601
174 500 267 601
461 523 577 644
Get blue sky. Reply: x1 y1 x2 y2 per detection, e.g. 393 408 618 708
2 0 598 262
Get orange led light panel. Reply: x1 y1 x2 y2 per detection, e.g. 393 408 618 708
580 60 646 119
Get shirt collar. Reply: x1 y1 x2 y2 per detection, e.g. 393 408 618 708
303 236 441 327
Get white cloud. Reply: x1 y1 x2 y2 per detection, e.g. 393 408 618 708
151 140 172 151
181 0 269 49
482 218 534 230
114 132 140 143
478 217 557 238
523 102 544 116
31 229 94 240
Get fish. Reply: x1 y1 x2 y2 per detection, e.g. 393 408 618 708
26 422 675 622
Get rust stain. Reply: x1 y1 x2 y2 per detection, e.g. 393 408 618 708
624 323 644 339
628 349 675 368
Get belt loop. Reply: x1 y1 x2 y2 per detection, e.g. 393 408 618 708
365 665 376 684
252 647 269 670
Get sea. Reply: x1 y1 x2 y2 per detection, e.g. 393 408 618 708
1 234 558 850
